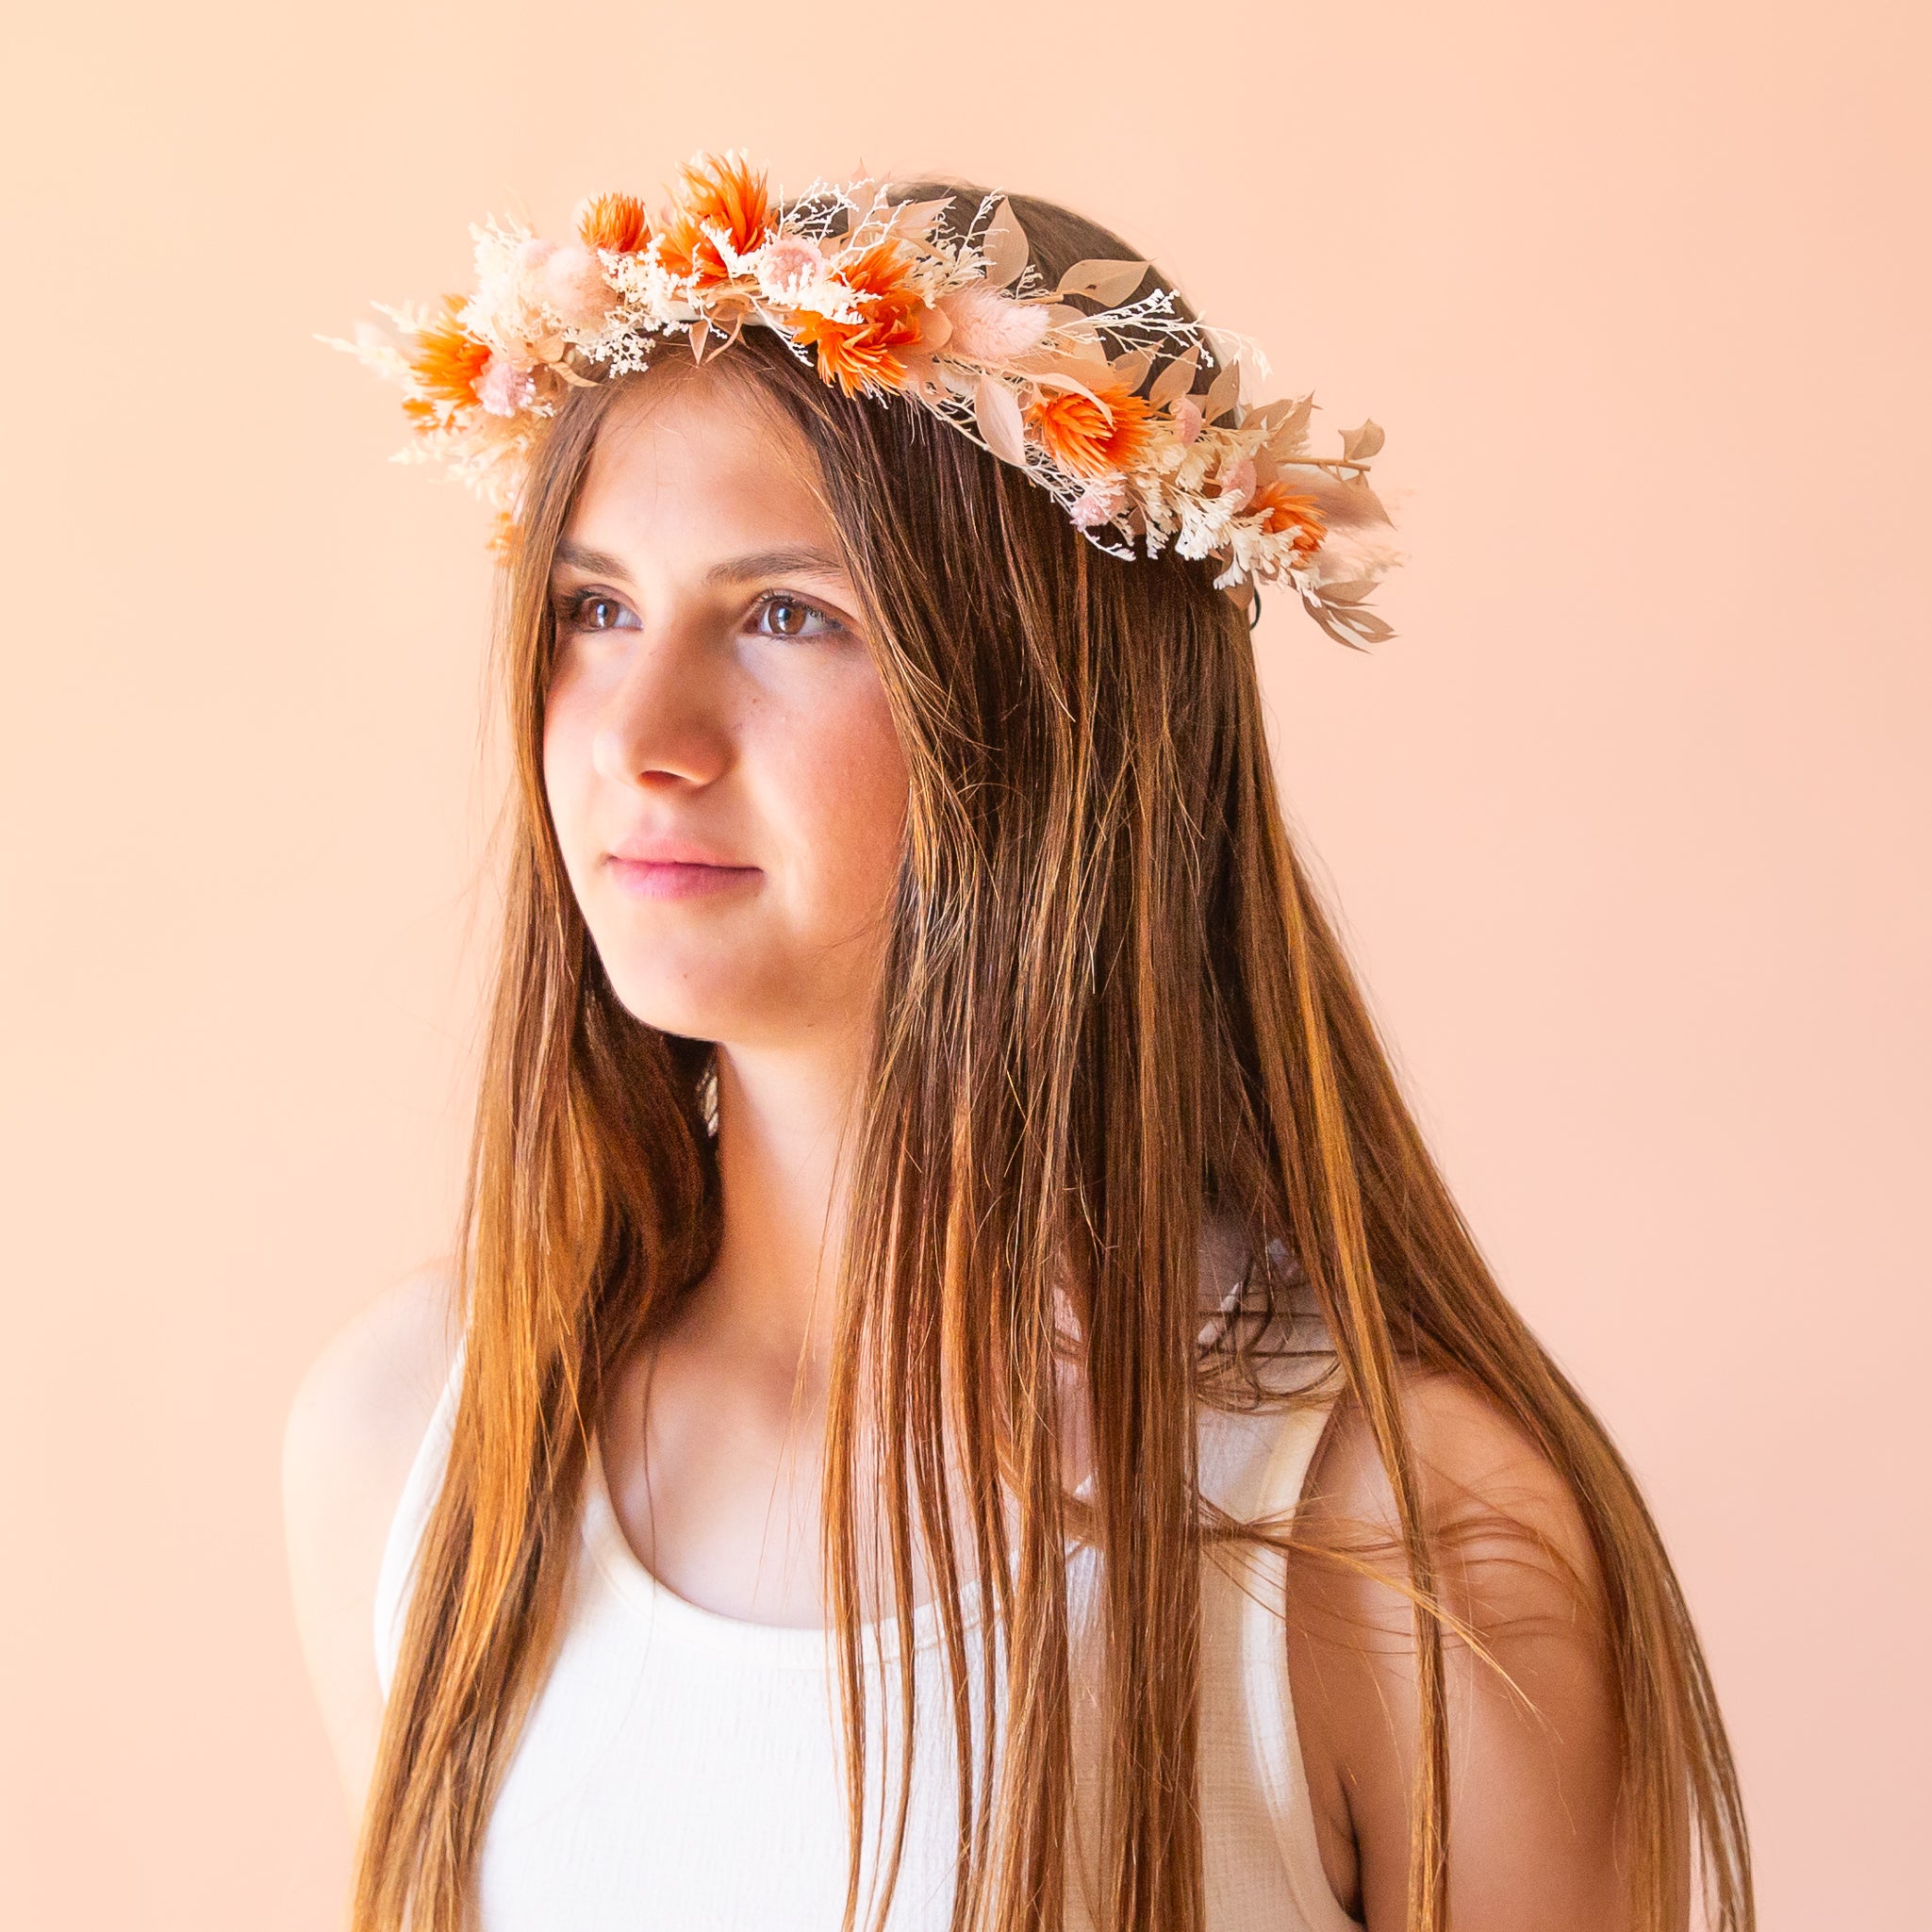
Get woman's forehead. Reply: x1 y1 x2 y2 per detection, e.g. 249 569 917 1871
568 366 834 563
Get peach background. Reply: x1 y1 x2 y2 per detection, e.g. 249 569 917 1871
3 2 1924 1926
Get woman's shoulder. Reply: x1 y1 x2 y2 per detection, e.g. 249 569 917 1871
1298 1363 1601 1562
1284 1363 1624 1926
282 1257 463 1807
285 1258 462 1471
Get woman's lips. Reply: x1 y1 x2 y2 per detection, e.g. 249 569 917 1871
603 855 761 900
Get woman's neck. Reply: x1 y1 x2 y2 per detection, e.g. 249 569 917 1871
697 1032 867 1385
593 1033 869 1627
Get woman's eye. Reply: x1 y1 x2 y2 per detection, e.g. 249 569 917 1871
752 594 841 640
557 591 637 633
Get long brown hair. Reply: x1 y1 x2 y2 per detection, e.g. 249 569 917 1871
352 183 1751 1932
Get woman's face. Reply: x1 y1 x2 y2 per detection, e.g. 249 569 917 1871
542 365 908 1053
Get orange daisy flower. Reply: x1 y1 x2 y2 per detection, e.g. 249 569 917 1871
576 191 652 255
1025 376 1156 480
658 151 774 287
789 240 925 397
1246 482 1328 556
406 295 491 415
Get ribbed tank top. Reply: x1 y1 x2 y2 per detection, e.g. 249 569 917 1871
374 1334 1359 1931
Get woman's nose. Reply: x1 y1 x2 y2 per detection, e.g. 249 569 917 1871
589 617 733 791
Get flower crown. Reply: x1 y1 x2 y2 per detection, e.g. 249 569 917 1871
324 152 1398 644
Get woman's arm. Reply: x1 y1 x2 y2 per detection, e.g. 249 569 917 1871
1285 1369 1632 1930
281 1261 459 1813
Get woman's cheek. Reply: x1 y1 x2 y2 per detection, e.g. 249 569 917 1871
540 704 597 886
823 701 909 931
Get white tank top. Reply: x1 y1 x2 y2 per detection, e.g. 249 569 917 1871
374 1344 1359 1931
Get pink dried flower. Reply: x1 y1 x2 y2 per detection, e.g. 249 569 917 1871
1171 397 1203 444
1069 476 1129 528
532 241 612 328
476 353 533 417
1216 454 1257 509
937 283 1051 364
752 236 827 299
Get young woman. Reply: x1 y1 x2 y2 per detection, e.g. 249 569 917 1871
287 157 1752 1932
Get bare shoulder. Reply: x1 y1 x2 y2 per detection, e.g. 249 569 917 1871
1285 1367 1627 1929
1305 1366 1603 1593
284 1258 461 1490
282 1258 462 1812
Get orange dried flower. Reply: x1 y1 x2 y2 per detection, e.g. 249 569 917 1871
1247 482 1328 555
659 151 774 287
790 240 925 397
406 295 491 415
1026 377 1155 479
576 191 652 255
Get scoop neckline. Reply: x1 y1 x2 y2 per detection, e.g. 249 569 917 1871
581 1432 1014 1671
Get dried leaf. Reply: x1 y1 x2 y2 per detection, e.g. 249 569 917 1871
1203 324 1273 396
1040 311 1110 366
975 373 1030 468
846 179 891 237
1257 393 1313 444
887 193 956 239
1307 593 1394 649
1148 344 1201 407
1027 367 1108 406
1109 346 1154 391
1342 473 1394 524
1340 419 1386 463
1204 357 1243 424
1313 576 1380 606
687 318 709 363
1053 257 1150 305
981 198 1031 290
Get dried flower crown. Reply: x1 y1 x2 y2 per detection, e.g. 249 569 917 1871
324 151 1399 644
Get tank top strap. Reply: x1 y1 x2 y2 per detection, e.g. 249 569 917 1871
373 1338 466 1697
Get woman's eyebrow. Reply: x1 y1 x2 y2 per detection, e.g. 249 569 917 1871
551 538 630 580
549 539 849 586
702 544 849 586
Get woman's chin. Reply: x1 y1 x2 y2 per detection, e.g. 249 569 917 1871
593 956 764 1048
603 981 728 1043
